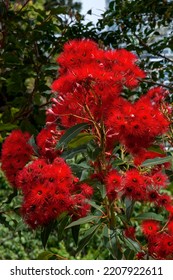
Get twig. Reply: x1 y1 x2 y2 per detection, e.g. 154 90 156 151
17 0 30 13
134 32 173 63
141 78 173 91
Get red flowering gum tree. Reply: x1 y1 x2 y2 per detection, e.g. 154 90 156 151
1 39 173 259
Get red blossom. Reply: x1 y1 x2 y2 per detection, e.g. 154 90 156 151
141 220 160 236
105 170 122 201
122 169 146 201
124 226 136 239
135 252 146 260
152 172 168 188
18 157 93 228
147 190 159 202
1 130 33 187
148 232 173 259
157 194 172 208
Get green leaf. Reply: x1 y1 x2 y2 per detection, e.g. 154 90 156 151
56 123 90 149
124 248 135 260
37 251 54 260
66 215 100 229
118 214 129 224
0 215 11 228
43 65 58 71
123 237 141 253
165 170 173 182
135 212 164 222
87 9 92 15
147 145 165 154
68 133 94 149
109 1 116 10
76 224 100 254
125 197 135 220
50 6 68 15
68 162 92 178
72 225 80 246
87 141 101 160
57 215 69 242
41 220 55 248
80 169 90 181
102 225 120 259
141 156 172 167
5 188 18 204
15 219 25 232
86 200 105 214
61 145 87 160
0 123 18 132
28 135 39 156
113 159 126 166
99 184 106 199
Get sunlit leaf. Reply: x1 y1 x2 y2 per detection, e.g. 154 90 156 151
141 156 172 167
68 133 94 149
56 123 90 149
37 251 54 260
66 215 100 229
0 123 18 132
135 212 164 222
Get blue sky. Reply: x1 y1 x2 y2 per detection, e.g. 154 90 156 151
78 0 106 24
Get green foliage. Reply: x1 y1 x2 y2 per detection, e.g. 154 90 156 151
0 0 82 140
1 0 173 260
0 170 42 259
97 0 173 96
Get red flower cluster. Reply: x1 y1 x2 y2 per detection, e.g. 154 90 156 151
36 124 64 162
106 92 169 154
16 157 93 228
106 167 170 206
141 220 173 259
1 130 33 187
47 39 146 129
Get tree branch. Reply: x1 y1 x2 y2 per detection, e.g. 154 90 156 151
17 0 30 13
134 32 173 63
142 78 173 91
